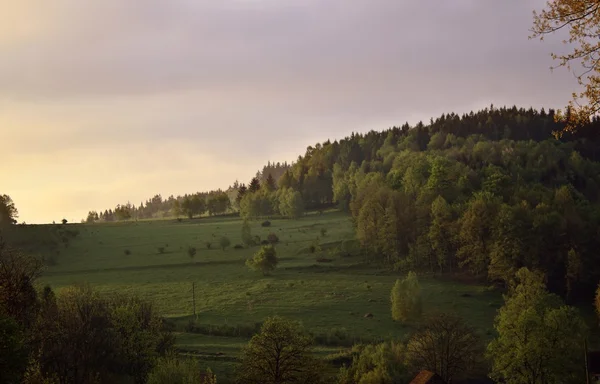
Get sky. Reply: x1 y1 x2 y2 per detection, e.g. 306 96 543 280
0 0 583 224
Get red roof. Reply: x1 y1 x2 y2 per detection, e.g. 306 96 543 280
410 370 446 384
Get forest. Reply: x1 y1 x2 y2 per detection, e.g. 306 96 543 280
3 105 600 383
88 105 600 300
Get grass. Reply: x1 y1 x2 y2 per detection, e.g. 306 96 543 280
37 211 503 382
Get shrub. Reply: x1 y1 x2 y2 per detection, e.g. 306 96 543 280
124 249 131 255
234 244 244 249
241 220 254 246
157 247 165 254
147 354 216 384
267 233 279 244
261 220 271 227
187 246 197 260
320 228 327 237
61 219 68 225
205 242 212 249
176 218 182 222
260 240 270 245
246 245 278 275
316 257 333 263
391 271 422 322
219 236 231 250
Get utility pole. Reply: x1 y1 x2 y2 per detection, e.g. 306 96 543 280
192 282 196 321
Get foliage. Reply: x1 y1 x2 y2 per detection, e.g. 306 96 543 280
266 233 279 244
241 221 253 246
486 268 588 384
531 0 600 133
0 238 43 328
405 312 483 382
147 354 216 384
0 313 29 384
390 271 422 323
32 285 174 384
337 342 410 384
219 236 231 251
245 245 278 276
235 316 325 384
261 221 271 227
0 194 18 227
61 219 67 225
187 246 197 260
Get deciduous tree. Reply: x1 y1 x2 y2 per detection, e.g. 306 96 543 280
236 316 324 384
390 271 422 323
487 267 587 384
406 312 482 383
532 0 600 132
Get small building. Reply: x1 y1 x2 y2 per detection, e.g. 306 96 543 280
410 370 446 384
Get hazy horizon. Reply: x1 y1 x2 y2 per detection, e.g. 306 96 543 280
2 0 582 224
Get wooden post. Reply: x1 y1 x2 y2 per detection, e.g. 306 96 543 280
585 339 590 384
192 282 196 321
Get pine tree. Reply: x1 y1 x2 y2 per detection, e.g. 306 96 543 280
248 177 261 193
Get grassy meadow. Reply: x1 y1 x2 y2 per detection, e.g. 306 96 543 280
38 211 503 382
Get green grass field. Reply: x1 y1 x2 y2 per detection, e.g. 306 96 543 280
38 211 503 382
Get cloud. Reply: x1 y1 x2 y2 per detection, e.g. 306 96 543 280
1 0 583 223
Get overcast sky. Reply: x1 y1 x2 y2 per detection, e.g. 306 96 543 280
1 0 581 223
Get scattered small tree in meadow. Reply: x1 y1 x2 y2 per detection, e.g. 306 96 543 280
267 233 279 244
241 220 253 246
390 271 422 322
246 245 278 276
61 219 67 225
219 236 231 250
236 316 325 384
187 246 196 262
205 242 212 250
261 220 271 227
406 312 483 383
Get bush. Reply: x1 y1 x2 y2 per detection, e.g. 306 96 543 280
187 246 197 259
320 228 327 237
234 244 244 249
246 245 278 275
124 249 131 255
61 219 68 225
157 247 165 254
260 240 270 245
147 354 216 384
176 218 182 222
261 220 271 227
316 257 333 263
267 233 279 244
205 242 212 249
219 236 231 250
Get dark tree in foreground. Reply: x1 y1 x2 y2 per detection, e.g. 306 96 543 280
406 312 482 382
236 316 325 384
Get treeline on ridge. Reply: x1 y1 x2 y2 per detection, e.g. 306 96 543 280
88 105 600 299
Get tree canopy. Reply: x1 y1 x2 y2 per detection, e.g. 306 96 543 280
532 0 600 132
487 268 587 384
